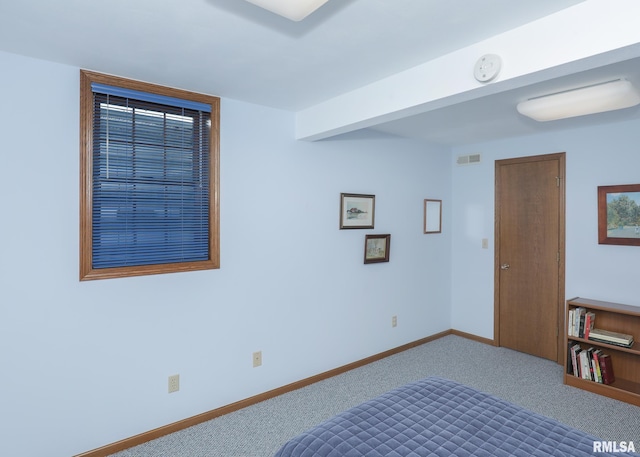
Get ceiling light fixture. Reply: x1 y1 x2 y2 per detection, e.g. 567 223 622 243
244 0 329 21
516 79 640 122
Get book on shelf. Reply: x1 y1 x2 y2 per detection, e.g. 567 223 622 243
584 312 595 339
568 343 581 376
590 357 598 383
568 309 575 337
592 349 603 383
599 353 615 385
579 309 587 338
579 350 592 381
573 307 585 338
588 328 634 347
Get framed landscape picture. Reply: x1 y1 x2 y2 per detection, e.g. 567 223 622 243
340 193 375 229
598 184 640 246
364 234 390 264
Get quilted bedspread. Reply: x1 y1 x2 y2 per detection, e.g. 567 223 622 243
273 377 637 456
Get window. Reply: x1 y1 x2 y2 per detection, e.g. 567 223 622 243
80 70 220 280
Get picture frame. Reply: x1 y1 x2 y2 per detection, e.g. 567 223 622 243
364 234 390 264
598 184 640 246
423 199 442 234
340 193 375 229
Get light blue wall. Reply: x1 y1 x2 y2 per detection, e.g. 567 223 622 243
10 45 639 457
0 50 452 457
451 121 640 339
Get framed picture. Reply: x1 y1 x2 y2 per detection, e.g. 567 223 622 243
423 199 442 234
598 184 640 246
364 234 390 264
340 193 375 229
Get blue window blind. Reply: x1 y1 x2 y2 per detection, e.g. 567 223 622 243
91 84 211 269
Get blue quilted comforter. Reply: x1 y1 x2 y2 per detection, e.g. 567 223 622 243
273 377 637 456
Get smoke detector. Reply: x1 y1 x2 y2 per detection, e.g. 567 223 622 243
474 54 502 83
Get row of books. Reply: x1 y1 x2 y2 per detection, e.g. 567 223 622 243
568 307 634 347
567 343 615 384
568 307 595 338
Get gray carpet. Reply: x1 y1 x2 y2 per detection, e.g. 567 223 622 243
111 335 640 456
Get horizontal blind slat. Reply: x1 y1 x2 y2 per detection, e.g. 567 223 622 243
92 83 212 113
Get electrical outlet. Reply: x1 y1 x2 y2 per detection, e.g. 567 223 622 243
482 238 489 249
253 351 262 368
168 374 180 393
392 315 397 327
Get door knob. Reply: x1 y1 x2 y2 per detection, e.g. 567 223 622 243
500 263 510 270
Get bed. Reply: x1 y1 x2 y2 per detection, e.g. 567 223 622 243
273 376 637 456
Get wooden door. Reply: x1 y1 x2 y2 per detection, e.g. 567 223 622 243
495 153 565 362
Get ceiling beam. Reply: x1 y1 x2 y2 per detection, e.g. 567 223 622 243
295 1 640 141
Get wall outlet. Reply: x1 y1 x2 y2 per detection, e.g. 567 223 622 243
482 238 489 249
168 374 180 393
392 315 398 327
253 351 262 368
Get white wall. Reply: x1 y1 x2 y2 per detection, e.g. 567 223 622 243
0 50 452 457
451 120 640 339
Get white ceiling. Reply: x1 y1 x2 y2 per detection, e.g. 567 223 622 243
2 0 640 146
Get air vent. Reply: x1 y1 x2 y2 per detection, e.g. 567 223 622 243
456 153 481 165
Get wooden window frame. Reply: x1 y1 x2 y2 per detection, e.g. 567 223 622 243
79 70 220 280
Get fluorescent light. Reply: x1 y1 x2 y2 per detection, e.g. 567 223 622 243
516 79 640 122
244 0 329 21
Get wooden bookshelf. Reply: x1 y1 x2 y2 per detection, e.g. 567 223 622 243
564 297 640 406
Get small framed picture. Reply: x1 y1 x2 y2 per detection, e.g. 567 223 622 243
340 193 375 229
364 234 390 264
424 199 442 234
598 184 640 246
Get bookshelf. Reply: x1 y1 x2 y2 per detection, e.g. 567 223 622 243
564 297 640 407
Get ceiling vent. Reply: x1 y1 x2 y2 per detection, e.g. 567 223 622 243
456 153 481 165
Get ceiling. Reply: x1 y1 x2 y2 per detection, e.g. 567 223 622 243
2 0 640 146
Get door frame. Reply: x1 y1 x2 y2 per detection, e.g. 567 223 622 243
494 152 566 364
